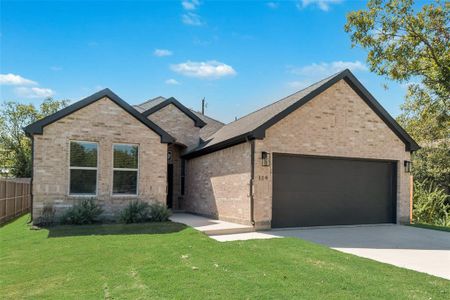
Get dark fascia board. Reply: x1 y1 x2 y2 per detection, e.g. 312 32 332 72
141 97 207 128
182 132 254 159
23 88 175 143
185 69 419 158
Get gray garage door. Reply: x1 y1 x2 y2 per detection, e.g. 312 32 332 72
272 154 397 228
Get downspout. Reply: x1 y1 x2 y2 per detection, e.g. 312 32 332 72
249 139 255 226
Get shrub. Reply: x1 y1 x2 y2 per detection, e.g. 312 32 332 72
120 201 171 223
148 202 171 222
60 198 103 225
413 180 450 227
120 201 150 224
36 203 55 226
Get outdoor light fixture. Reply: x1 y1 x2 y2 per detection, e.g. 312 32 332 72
261 151 270 166
404 160 412 173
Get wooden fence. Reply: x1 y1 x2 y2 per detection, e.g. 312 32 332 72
0 178 31 225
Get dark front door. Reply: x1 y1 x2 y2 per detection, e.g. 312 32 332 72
272 153 397 228
167 164 173 209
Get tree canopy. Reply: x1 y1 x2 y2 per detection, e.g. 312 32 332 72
0 98 69 177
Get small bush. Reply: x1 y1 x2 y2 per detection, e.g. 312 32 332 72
119 201 171 223
60 198 103 225
120 201 151 224
36 203 55 226
148 202 171 222
413 180 450 227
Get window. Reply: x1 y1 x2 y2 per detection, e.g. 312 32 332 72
113 144 139 195
69 141 98 195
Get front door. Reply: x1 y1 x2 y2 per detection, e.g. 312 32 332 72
167 164 173 209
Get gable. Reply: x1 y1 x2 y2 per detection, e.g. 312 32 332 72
24 89 174 143
142 97 206 128
147 103 201 148
42 97 162 141
265 79 407 158
184 69 419 159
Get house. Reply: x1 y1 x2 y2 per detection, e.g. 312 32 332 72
24 70 419 229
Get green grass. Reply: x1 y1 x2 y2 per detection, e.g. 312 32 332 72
410 223 450 232
1 215 449 299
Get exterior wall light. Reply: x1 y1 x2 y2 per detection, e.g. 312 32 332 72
261 151 271 167
404 160 412 173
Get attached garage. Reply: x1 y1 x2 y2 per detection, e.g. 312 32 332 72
272 154 397 228
184 69 419 229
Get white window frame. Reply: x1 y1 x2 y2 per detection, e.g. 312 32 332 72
68 140 99 197
111 143 139 197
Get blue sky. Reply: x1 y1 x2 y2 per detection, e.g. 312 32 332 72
1 0 411 123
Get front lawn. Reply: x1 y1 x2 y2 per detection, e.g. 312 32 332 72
1 215 449 299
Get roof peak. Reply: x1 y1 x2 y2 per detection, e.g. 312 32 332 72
24 88 174 143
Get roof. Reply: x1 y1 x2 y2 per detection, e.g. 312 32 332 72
24 88 175 143
190 109 225 140
136 96 167 111
184 69 420 158
138 97 207 128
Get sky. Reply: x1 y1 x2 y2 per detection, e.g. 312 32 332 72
1 0 415 123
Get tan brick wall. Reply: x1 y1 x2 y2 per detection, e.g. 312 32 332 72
32 97 167 221
253 79 411 229
184 142 252 225
147 104 200 148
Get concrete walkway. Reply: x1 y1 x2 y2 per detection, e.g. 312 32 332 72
170 213 253 235
212 224 450 280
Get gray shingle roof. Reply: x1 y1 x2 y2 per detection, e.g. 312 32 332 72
184 69 420 157
137 96 167 111
187 71 340 152
190 110 225 140
135 96 225 139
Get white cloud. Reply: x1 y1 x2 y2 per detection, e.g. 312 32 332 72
154 49 173 57
289 60 367 77
171 60 236 79
182 0 199 10
267 2 279 9
165 79 180 85
15 87 55 99
298 0 342 11
0 73 37 85
182 12 204 26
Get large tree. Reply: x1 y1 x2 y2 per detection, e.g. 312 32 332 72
345 0 449 189
0 98 69 177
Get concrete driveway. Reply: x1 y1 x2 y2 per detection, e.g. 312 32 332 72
272 224 450 280
212 224 450 279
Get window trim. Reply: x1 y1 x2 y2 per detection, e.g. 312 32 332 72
68 140 99 197
111 143 140 197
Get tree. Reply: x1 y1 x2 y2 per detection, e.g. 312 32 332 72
345 0 449 103
0 98 69 177
345 0 449 142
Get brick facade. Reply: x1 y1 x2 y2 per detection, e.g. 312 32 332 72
32 97 167 220
184 142 252 225
252 80 411 229
147 103 200 148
